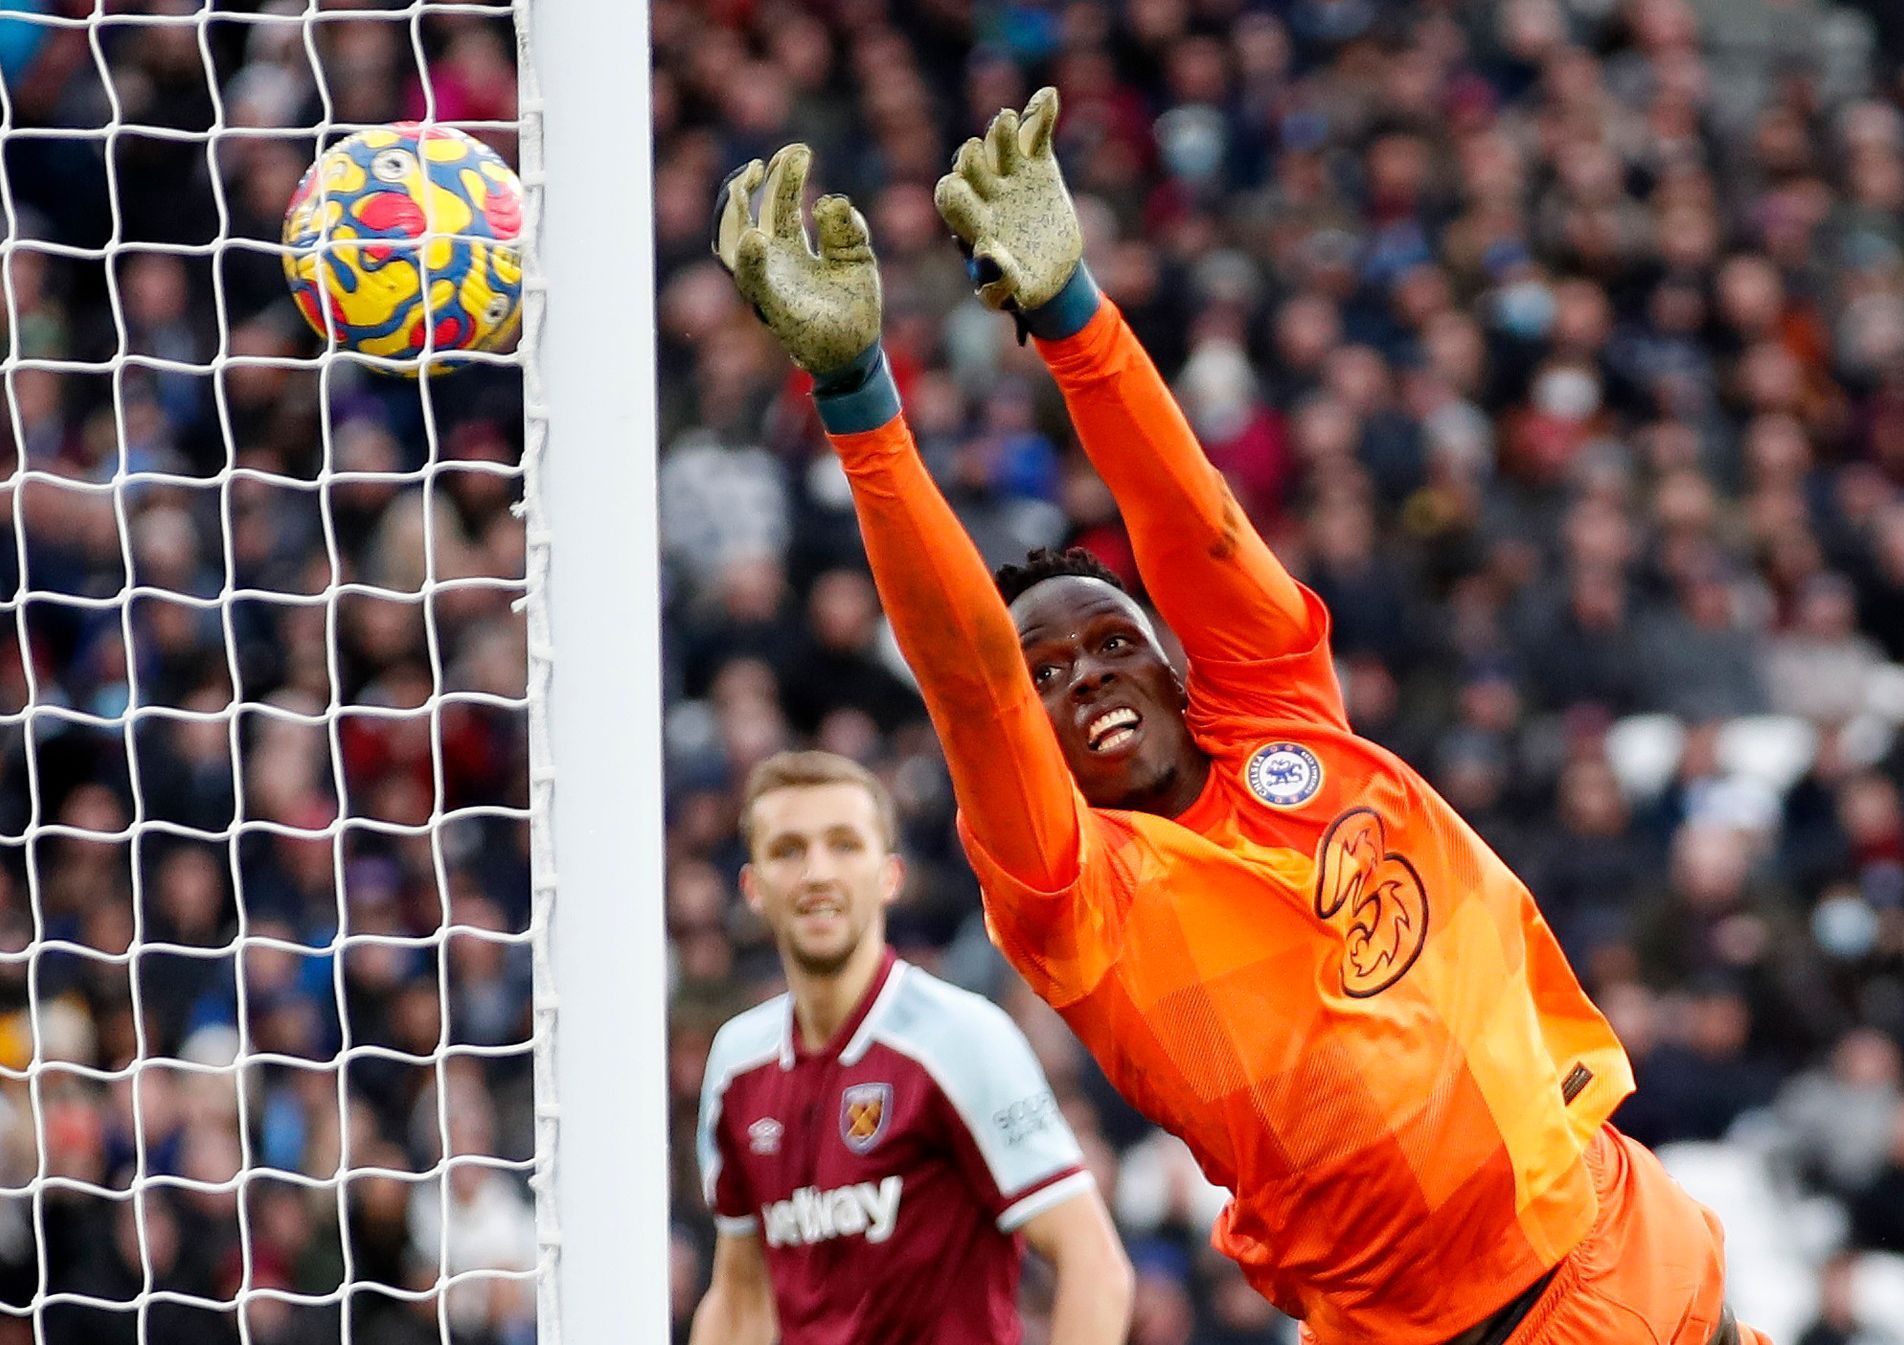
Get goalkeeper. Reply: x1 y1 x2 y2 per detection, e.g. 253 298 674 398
713 92 1767 1345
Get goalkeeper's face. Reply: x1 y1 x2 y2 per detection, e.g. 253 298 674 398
1012 576 1204 816
741 782 903 978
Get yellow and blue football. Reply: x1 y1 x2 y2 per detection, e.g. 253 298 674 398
282 124 523 364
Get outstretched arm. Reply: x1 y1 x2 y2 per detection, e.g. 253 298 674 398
937 90 1320 666
1037 286 1318 664
713 144 1086 895
821 384 1085 892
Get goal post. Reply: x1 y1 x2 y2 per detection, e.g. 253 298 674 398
522 0 669 1342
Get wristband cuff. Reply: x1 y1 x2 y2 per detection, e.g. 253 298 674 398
1023 263 1101 342
813 343 901 434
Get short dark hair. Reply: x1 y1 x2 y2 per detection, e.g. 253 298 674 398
993 546 1128 605
740 750 898 855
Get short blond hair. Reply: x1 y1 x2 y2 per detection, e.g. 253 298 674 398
740 751 898 855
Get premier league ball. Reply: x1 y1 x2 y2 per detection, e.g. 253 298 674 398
282 124 523 363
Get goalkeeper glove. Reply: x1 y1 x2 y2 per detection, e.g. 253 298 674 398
711 143 882 379
934 87 1098 340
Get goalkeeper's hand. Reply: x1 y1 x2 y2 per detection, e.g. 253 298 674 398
712 144 880 377
934 87 1083 314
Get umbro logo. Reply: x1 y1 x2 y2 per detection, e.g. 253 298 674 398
748 1117 783 1155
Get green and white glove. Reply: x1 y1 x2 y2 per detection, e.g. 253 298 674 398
712 143 881 378
934 87 1097 339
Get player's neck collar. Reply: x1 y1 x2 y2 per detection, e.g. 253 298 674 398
781 947 904 1069
1165 752 1225 831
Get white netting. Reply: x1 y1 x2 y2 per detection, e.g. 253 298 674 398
0 3 545 1342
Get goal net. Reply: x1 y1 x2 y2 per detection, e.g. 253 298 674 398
0 2 661 1342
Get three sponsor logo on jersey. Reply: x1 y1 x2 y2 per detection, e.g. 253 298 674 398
1314 806 1430 998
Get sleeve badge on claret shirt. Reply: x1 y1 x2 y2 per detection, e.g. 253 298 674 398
840 1082 893 1154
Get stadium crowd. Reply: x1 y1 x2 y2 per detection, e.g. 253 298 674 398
652 0 1904 1340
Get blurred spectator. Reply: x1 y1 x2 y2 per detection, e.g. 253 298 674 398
1635 566 1769 722
1775 1028 1904 1198
1622 977 1785 1145
1763 574 1889 725
1797 1251 1904 1345
1527 755 1656 963
779 568 920 734
1801 1255 1896 1344
1520 564 1649 716
1848 1103 1904 1252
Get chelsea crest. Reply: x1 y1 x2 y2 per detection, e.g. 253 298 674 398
1245 742 1324 808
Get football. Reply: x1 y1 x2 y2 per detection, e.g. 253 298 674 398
281 123 523 363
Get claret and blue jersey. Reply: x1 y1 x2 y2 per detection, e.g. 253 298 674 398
696 950 1092 1345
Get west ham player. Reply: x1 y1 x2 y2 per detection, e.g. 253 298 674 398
688 751 1131 1345
710 91 1769 1345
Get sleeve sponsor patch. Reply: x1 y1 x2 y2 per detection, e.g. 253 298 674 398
993 1092 1061 1146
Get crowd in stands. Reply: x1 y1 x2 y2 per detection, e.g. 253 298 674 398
653 0 1904 1341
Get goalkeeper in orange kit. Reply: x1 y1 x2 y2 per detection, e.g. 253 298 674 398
712 90 1771 1345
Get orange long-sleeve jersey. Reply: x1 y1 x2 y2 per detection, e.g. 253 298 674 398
823 301 1633 1345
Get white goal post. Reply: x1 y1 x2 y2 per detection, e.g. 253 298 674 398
523 0 667 1342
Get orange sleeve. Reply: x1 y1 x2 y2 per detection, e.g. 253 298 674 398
825 411 1084 894
1035 300 1346 729
959 809 1131 1007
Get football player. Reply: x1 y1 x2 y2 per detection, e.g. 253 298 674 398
709 88 1767 1345
689 750 1131 1344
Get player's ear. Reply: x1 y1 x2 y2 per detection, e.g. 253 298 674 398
739 863 765 914
878 853 905 906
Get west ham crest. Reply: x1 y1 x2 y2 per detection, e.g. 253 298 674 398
840 1082 892 1154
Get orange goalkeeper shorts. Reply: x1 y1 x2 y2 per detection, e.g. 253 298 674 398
1297 1123 1772 1345
1506 1123 1769 1345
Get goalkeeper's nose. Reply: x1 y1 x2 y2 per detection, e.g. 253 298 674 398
1068 660 1119 702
